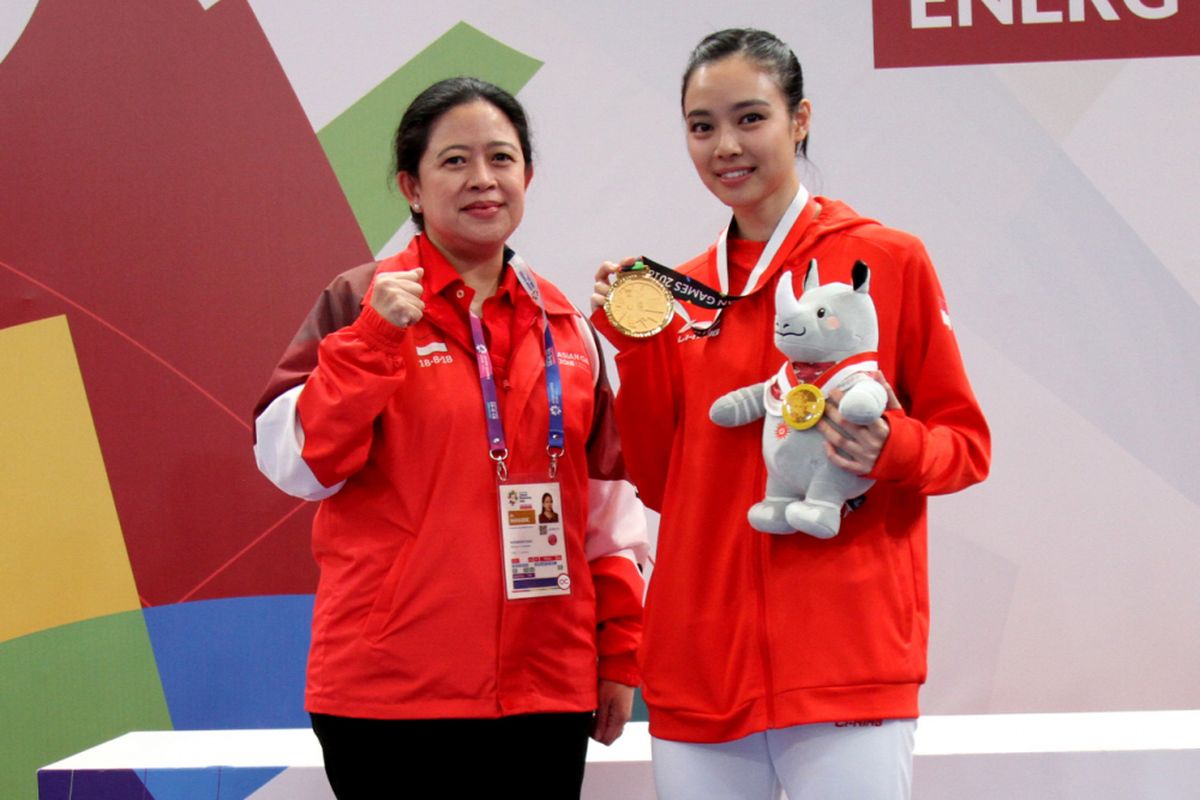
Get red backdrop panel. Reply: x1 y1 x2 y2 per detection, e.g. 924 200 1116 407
0 0 373 604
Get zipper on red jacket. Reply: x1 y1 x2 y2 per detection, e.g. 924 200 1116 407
755 461 776 729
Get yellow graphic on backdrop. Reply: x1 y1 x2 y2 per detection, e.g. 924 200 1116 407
0 316 141 643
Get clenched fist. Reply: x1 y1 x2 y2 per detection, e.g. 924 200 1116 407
370 268 425 328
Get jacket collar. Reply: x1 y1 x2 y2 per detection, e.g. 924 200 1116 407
376 234 579 317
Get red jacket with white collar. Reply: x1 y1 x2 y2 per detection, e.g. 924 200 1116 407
254 234 647 719
593 198 990 742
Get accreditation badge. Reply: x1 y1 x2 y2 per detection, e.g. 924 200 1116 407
604 270 675 338
499 479 570 599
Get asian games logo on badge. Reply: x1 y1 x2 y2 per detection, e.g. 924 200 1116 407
506 489 519 507
557 573 571 590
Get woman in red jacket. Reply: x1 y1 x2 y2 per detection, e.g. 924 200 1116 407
591 29 990 800
254 77 648 799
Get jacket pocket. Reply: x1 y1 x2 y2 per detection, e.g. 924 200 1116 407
362 537 415 643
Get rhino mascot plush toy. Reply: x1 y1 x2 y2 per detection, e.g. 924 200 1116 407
709 259 888 539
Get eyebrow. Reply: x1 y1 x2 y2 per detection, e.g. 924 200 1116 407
685 99 771 120
434 141 519 159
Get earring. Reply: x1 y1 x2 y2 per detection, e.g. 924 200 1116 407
411 202 422 212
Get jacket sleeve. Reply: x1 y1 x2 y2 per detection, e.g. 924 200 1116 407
294 306 410 489
869 241 991 494
589 309 685 513
252 263 408 498
578 317 649 687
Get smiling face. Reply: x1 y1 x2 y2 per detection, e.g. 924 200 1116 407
398 100 532 265
682 55 810 240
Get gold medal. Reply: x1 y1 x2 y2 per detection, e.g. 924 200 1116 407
783 384 825 430
604 271 674 338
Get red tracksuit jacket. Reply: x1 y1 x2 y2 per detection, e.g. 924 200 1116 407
592 197 990 742
254 234 647 720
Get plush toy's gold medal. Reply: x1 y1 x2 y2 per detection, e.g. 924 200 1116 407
604 271 674 338
782 384 825 430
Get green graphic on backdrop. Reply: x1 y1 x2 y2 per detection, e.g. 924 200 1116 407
0 611 172 799
318 22 543 255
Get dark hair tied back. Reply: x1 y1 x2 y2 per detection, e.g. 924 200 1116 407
682 28 808 157
392 77 533 230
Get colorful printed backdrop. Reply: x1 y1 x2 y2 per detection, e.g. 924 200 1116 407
3 1 1198 797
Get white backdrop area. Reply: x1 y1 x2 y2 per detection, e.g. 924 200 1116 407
251 0 1199 716
4 0 1196 724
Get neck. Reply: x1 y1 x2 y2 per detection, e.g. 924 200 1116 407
460 262 503 314
425 232 505 312
731 176 801 242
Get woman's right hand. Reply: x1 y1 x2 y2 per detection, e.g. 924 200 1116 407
369 267 425 328
590 257 640 313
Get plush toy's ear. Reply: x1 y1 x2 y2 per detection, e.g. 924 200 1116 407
802 258 820 293
775 269 800 315
851 260 871 294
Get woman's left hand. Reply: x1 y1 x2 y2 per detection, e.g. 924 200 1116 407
592 679 634 745
591 257 640 313
818 377 901 476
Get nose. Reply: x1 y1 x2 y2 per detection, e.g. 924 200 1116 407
466 158 497 190
714 126 741 158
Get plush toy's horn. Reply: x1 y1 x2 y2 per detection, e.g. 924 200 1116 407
775 269 802 317
802 258 820 293
852 260 871 294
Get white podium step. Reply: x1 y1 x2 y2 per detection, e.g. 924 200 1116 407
39 711 1200 799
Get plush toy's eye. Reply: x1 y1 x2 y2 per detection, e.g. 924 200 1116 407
817 308 827 318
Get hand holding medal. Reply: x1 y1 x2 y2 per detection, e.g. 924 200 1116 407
602 259 676 338
594 188 813 341
590 258 629 313
594 254 743 338
593 257 673 338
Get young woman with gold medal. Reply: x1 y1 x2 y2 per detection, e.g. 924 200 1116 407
591 29 990 800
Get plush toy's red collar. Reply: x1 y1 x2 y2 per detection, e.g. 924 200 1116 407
786 351 879 390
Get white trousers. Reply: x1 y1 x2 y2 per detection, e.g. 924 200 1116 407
652 720 916 800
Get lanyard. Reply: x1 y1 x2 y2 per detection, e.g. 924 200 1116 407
466 252 565 481
681 185 811 334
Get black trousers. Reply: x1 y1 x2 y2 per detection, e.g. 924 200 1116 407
310 711 593 799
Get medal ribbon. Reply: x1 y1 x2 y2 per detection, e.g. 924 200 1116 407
619 257 736 311
716 184 811 298
465 250 566 481
683 185 813 335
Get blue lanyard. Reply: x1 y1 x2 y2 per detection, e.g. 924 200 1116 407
466 253 565 481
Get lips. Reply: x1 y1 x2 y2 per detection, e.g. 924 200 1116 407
715 166 754 185
463 200 503 217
